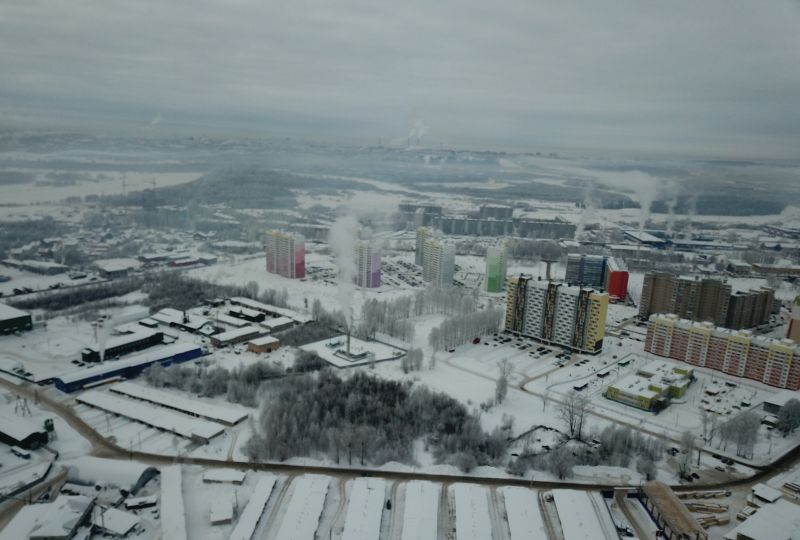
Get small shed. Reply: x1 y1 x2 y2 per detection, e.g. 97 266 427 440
248 336 280 354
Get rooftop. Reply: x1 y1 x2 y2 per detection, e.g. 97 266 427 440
642 481 706 539
0 302 29 321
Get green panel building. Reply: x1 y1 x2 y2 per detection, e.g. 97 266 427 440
485 244 507 293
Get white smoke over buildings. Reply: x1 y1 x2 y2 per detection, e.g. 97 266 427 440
328 214 360 327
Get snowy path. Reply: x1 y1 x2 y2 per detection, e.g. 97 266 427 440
273 474 330 540
341 477 386 540
452 483 493 540
401 481 441 540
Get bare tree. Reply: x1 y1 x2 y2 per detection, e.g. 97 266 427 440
558 391 590 441
495 360 511 405
678 430 695 478
778 399 800 436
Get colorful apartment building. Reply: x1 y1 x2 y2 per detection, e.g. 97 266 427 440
355 241 381 288
265 231 305 279
645 313 800 390
505 275 608 354
484 243 508 293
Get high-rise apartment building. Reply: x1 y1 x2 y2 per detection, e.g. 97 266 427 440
422 237 455 287
485 243 507 293
355 241 381 288
505 276 608 354
565 254 629 302
566 254 607 288
415 227 432 266
638 272 772 330
788 296 800 343
604 257 629 303
265 231 305 279
645 313 800 390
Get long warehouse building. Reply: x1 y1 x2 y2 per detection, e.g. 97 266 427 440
54 343 203 393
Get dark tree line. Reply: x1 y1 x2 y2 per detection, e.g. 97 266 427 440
245 371 507 470
144 360 284 407
9 278 144 311
143 273 287 313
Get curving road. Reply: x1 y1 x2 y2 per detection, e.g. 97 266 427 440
1 376 798 496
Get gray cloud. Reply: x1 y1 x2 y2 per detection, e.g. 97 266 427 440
1 0 799 157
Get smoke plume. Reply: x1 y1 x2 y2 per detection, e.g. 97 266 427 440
328 215 360 327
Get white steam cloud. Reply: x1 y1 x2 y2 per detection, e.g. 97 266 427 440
328 214 360 327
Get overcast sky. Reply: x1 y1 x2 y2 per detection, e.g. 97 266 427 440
1 1 799 158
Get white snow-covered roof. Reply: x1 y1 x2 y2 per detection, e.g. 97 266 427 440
249 335 279 346
275 475 330 540
0 410 44 442
0 495 94 540
76 391 224 441
211 325 264 343
94 258 142 273
65 457 152 491
500 487 547 540
453 483 492 540
151 308 211 330
341 478 386 540
124 495 158 509
752 483 783 502
261 316 294 330
765 389 800 408
56 343 201 385
0 303 28 321
401 481 440 540
228 475 277 540
723 499 800 540
89 329 160 353
202 469 247 484
110 381 248 425
160 466 187 540
552 490 607 540
92 506 140 536
210 496 235 525
215 313 249 328
229 297 313 324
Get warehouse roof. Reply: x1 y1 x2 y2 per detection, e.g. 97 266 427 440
642 481 705 539
56 343 201 385
0 410 45 442
0 303 29 321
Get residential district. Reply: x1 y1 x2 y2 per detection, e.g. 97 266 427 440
2 176 800 540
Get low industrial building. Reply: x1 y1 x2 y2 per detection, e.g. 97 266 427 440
94 258 142 278
0 303 33 334
260 316 295 333
210 326 265 347
723 499 799 540
1 495 95 540
151 308 215 334
80 329 163 363
0 411 49 450
53 343 203 393
228 306 265 323
605 360 693 412
248 336 280 354
640 481 708 540
229 297 313 325
1 258 68 275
